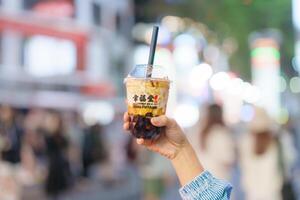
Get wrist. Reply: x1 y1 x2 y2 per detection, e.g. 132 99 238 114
171 143 197 164
171 143 204 186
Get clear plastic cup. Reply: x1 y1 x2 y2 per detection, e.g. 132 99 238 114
124 64 170 139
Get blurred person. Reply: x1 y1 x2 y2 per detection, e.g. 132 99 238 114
199 104 235 181
0 105 23 164
123 137 143 199
64 112 84 178
15 145 45 187
23 128 46 163
284 119 299 150
127 136 167 200
239 107 282 200
23 109 47 161
64 112 84 147
126 137 139 164
288 118 300 200
42 111 72 199
82 123 107 177
277 121 297 200
103 112 129 171
140 150 171 200
123 113 232 200
0 162 21 200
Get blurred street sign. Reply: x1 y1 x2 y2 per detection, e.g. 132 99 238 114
249 30 281 118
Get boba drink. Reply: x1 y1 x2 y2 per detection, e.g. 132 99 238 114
125 65 170 139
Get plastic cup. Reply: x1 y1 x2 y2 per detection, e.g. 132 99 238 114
124 64 170 139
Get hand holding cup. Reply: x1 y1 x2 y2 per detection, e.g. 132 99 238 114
123 112 188 160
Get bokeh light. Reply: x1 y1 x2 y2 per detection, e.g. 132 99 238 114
156 26 172 45
82 101 115 126
240 104 255 122
187 63 213 93
132 23 150 42
279 76 287 93
133 45 150 65
174 102 200 128
290 76 300 93
161 15 184 33
276 107 289 125
226 78 244 95
209 72 231 91
25 36 76 77
203 45 220 63
174 33 197 48
173 45 198 68
242 83 261 104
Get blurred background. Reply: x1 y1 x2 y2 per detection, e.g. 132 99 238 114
0 0 299 199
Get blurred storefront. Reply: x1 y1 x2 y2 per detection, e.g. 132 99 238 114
0 0 133 112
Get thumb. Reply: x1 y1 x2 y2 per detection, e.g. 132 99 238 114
151 115 174 128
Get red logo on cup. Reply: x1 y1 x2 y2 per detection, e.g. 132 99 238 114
154 95 159 103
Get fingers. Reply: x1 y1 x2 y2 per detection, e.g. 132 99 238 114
136 138 161 154
151 115 175 128
123 122 130 131
123 112 129 122
123 112 130 131
136 138 153 146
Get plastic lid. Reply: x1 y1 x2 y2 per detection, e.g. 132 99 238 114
127 64 168 79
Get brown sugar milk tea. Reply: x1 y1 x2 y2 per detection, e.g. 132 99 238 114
124 64 170 139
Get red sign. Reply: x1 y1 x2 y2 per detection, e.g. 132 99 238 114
33 0 74 18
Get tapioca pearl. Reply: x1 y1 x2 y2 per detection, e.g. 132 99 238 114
145 112 153 117
129 122 135 131
132 115 139 122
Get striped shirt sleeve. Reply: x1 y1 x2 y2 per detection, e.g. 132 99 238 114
179 171 232 200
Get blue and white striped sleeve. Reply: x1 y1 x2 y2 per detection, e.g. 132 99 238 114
179 171 232 200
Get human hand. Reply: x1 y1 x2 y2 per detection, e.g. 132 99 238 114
123 112 188 160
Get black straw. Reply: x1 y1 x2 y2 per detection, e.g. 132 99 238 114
146 26 159 78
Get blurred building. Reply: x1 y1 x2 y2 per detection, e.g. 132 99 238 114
0 0 133 110
293 0 300 73
249 31 281 117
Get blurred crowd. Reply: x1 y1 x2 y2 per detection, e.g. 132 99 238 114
0 104 300 200
0 105 133 200
192 104 300 200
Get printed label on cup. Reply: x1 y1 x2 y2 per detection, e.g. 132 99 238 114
126 78 169 117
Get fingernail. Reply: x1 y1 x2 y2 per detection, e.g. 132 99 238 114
136 139 143 144
151 117 158 124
